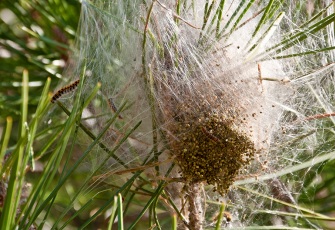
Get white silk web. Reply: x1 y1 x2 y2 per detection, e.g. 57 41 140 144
49 0 335 228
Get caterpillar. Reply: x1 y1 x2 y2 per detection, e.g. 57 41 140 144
108 98 123 119
201 126 220 143
51 79 80 103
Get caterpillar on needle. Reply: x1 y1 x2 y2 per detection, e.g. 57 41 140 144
108 97 123 119
51 79 80 103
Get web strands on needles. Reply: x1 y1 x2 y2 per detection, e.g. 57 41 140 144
55 0 335 228
74 0 285 214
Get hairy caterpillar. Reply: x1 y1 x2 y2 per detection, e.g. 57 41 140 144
51 79 80 103
108 98 123 119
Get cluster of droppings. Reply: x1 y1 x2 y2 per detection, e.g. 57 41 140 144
169 102 256 195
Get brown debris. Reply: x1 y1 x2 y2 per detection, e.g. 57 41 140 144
168 100 256 195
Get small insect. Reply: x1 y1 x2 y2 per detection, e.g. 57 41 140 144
201 126 220 143
211 210 232 227
51 79 80 103
108 98 123 119
223 211 232 224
